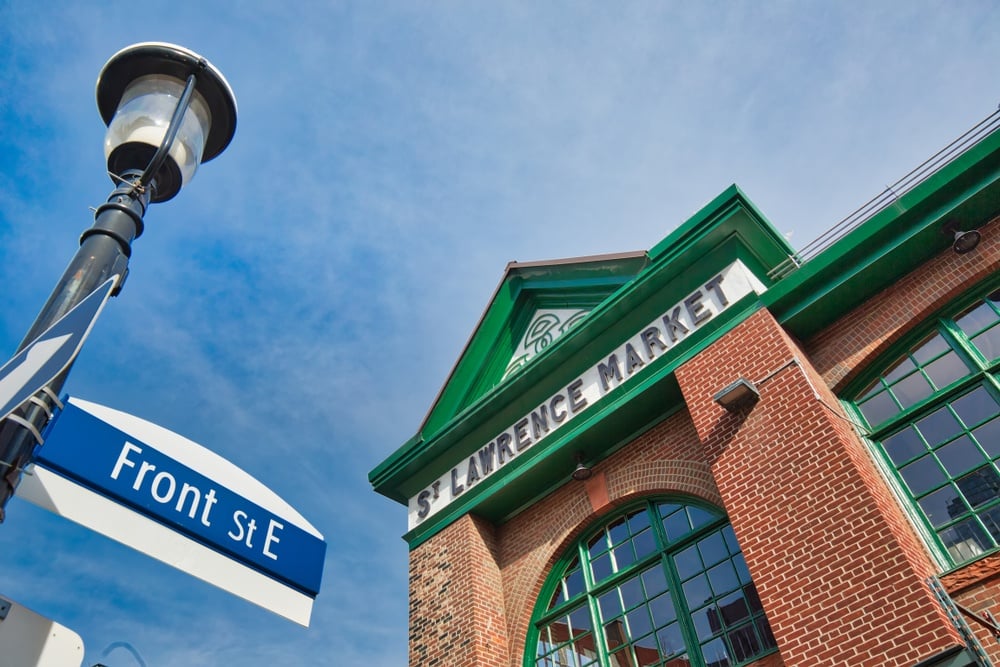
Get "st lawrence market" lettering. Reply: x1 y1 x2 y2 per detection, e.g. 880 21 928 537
409 264 754 528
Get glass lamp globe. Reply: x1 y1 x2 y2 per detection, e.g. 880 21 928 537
96 42 237 202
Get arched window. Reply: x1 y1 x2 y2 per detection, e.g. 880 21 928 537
527 499 776 667
848 286 1000 566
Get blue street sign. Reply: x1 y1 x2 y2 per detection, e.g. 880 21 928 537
34 398 326 598
0 276 118 423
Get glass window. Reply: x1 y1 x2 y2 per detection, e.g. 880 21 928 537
850 288 1000 567
529 500 776 667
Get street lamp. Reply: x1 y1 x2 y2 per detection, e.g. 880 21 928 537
0 43 237 517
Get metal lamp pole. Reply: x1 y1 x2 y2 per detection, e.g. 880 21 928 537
0 43 237 517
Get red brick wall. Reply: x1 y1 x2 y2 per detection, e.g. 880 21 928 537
409 410 749 666
942 554 1000 664
808 214 1000 392
409 514 509 666
801 213 1000 665
406 217 1000 667
498 412 724 664
674 308 963 666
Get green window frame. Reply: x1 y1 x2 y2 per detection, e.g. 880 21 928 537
526 498 776 667
848 286 1000 567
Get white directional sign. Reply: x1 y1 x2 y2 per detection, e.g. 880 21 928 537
18 396 326 626
0 276 118 422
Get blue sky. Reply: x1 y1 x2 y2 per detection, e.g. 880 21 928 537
0 2 998 665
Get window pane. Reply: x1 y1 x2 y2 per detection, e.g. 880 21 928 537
609 517 629 545
955 466 1000 508
953 387 999 428
700 636 732 667
883 427 926 465
972 328 1000 361
891 372 934 409
682 574 712 609
633 529 656 560
648 591 676 626
718 590 751 626
708 561 740 596
912 334 950 364
642 566 668 597
656 622 685 658
620 576 644 611
957 302 999 337
884 357 917 384
974 418 1000 459
626 607 653 638
592 553 613 583
918 484 966 527
661 506 692 543
570 605 593 635
923 351 968 389
697 532 728 568
566 567 585 599
628 510 650 534
900 456 947 495
691 604 719 641
674 544 702 580
936 436 986 477
599 589 623 621
915 407 962 447
532 502 775 667
981 505 1000 543
939 517 991 562
859 390 899 426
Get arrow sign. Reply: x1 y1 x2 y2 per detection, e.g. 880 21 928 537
0 276 118 423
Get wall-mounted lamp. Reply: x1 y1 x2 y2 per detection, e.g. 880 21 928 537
942 220 981 255
713 378 760 412
571 453 593 481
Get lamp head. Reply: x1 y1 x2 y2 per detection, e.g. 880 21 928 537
571 454 593 481
941 220 981 255
96 42 237 202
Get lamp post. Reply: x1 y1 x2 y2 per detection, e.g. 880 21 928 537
0 43 237 517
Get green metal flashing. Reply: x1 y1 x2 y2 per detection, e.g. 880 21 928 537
420 254 650 436
371 188 796 544
401 294 764 549
765 125 1000 340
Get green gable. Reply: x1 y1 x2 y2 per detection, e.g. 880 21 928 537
370 119 1000 548
370 187 796 547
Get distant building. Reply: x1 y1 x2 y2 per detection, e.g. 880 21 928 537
370 111 1000 667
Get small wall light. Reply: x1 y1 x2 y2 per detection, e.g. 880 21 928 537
942 220 981 255
713 378 760 412
571 453 593 481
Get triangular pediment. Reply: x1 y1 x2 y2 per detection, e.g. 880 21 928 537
501 306 592 381
419 252 650 435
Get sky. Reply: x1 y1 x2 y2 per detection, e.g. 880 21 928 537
0 2 998 665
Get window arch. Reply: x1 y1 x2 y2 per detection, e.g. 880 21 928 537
527 498 776 667
848 285 1000 566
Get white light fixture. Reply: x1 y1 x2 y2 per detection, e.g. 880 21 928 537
713 378 760 412
96 42 238 202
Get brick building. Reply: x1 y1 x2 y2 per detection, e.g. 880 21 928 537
370 111 1000 667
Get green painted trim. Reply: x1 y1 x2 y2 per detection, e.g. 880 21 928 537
401 296 764 549
910 646 977 667
766 126 1000 340
522 497 777 667
372 188 791 505
421 257 650 436
841 279 1000 571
